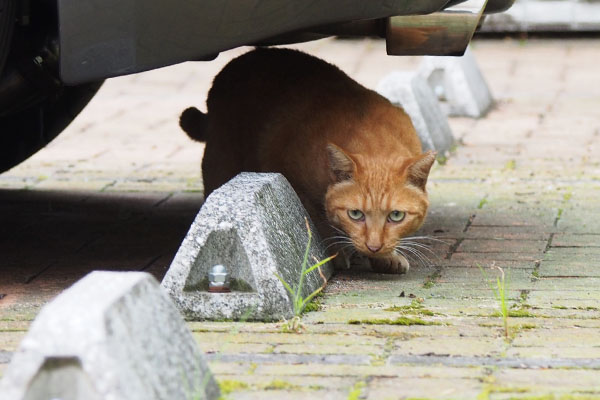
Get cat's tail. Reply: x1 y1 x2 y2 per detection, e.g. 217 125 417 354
179 107 207 142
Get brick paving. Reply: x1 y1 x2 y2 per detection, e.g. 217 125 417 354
1 37 600 399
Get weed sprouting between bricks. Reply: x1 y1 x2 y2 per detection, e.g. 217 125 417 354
479 263 510 339
275 218 336 333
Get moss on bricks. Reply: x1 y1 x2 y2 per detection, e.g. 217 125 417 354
247 362 258 375
303 299 321 313
263 379 301 391
509 309 535 318
384 299 437 316
515 323 537 330
218 379 249 395
477 384 531 400
348 317 440 326
498 395 600 400
491 309 535 318
423 269 442 289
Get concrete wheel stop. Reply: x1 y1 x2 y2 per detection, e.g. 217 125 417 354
418 47 493 118
161 172 333 322
377 71 455 155
0 271 220 400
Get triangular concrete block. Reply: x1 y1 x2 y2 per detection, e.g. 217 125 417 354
162 172 332 321
419 47 493 118
0 271 220 400
377 71 455 154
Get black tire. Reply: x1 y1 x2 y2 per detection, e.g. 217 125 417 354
0 0 103 173
0 0 15 75
0 81 103 173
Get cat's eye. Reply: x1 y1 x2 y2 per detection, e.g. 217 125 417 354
388 210 405 223
347 209 365 221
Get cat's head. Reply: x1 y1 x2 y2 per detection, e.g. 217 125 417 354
324 143 436 258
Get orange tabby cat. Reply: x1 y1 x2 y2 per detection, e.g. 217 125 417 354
180 48 435 274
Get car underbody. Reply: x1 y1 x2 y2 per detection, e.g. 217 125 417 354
0 0 513 173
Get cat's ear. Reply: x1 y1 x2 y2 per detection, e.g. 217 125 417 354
327 143 355 183
406 151 436 191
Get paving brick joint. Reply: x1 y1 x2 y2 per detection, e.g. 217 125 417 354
1 37 600 399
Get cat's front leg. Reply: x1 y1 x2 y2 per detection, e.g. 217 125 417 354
332 247 352 270
369 253 410 274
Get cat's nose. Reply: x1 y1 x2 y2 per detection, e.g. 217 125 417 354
367 244 382 253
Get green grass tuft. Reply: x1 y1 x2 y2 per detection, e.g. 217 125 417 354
347 381 366 400
479 264 510 338
275 218 336 332
504 159 516 170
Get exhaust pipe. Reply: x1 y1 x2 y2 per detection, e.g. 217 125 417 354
267 0 493 56
386 0 488 56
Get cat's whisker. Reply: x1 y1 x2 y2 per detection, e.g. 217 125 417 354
325 243 353 252
411 247 436 267
341 244 357 253
396 245 433 267
398 241 442 262
323 236 352 245
398 239 436 258
399 239 434 251
408 245 436 266
395 245 424 267
329 224 348 236
322 235 351 244
402 235 451 246
324 239 353 251
394 247 425 268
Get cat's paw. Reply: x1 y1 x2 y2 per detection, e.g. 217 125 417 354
370 254 410 274
349 253 372 270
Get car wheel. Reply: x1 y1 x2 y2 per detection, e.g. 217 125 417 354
0 81 103 173
0 0 103 173
0 0 15 74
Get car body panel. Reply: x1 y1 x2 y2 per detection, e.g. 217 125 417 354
57 0 450 84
